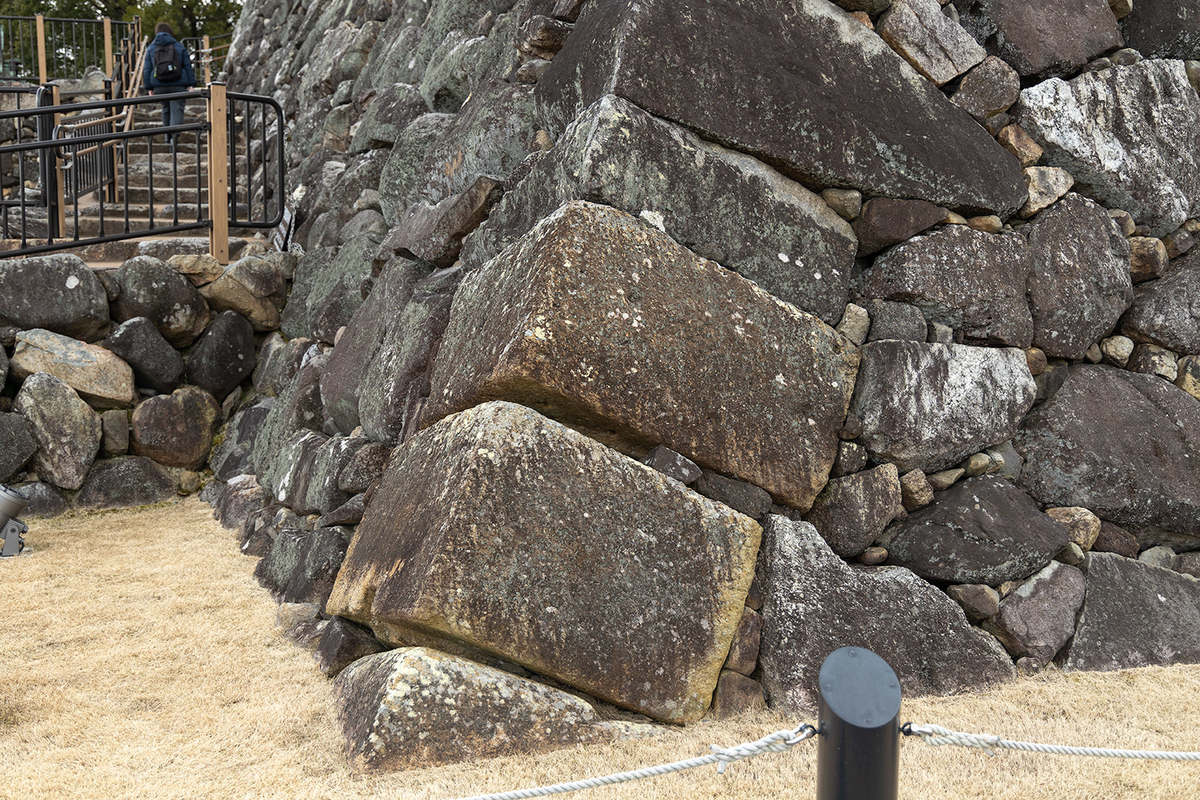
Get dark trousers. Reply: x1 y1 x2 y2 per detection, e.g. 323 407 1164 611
156 90 188 139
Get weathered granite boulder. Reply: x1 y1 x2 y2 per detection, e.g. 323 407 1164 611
109 256 212 348
14 481 70 518
804 464 903 558
387 175 503 267
0 413 37 484
710 671 769 720
281 232 384 344
462 94 858 325
253 333 318 397
1061 552 1200 670
951 56 1021 122
952 0 1124 79
1013 61 1200 237
863 226 1033 347
130 386 222 470
1121 251 1200 355
328 402 761 724
849 341 1036 473
252 349 330 490
10 329 137 409
185 311 258 401
1025 193 1133 360
853 198 948 258
298 437 365 517
260 429 329 510
166 253 225 287
212 473 268 532
299 21 381 107
377 113 457 227
865 300 928 342
724 607 763 677
100 317 185 394
209 402 273 482
333 648 633 773
536 0 1025 216
759 516 1014 712
877 0 986 86
0 254 110 342
1120 0 1200 59
337 440 392 493
1017 365 1200 548
424 202 860 509
13 373 101 491
879 476 1070 585
982 561 1086 663
349 83 430 153
200 255 290 332
280 525 352 610
315 616 387 678
75 456 176 510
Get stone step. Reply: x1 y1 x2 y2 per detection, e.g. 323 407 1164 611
0 235 263 263
117 185 206 204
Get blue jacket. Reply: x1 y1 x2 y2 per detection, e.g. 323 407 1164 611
144 32 195 91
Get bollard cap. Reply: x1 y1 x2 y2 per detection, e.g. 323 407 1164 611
818 646 901 730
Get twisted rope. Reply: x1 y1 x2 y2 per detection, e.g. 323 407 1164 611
451 724 817 800
904 723 1200 761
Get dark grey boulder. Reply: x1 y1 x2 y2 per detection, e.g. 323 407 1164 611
865 300 927 343
952 0 1124 79
1061 552 1200 671
317 493 367 528
376 113 457 227
101 317 185 394
1121 250 1200 356
337 441 392 493
130 386 222 470
849 341 1036 473
1093 520 1140 559
255 526 312 597
1017 365 1200 548
260 429 328 510
109 256 212 348
253 334 319 397
280 525 352 612
694 471 773 520
300 437 366 517
15 481 70 518
0 412 37 484
281 232 385 344
209 402 273 482
75 457 176 510
642 446 701 486
536 0 1025 216
387 175 504 267
315 616 387 678
879 476 1070 585
864 226 1033 347
13 373 101 491
1120 0 1200 59
804 464 902 558
1025 193 1133 360
951 56 1021 122
759 515 1014 712
211 474 268 532
853 198 947 257
349 82 429 154
0 254 110 342
251 350 330 492
186 311 258 401
983 561 1086 663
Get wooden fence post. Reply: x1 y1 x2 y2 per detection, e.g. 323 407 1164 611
202 35 211 85
103 17 113 77
207 82 229 264
35 14 47 85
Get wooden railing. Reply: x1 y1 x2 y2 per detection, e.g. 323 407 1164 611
0 15 140 84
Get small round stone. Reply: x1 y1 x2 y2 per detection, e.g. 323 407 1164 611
858 546 888 565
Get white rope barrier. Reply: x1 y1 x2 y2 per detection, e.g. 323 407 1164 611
449 724 817 800
904 723 1200 761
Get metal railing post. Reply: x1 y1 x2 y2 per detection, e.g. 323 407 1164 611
35 14 47 84
816 647 902 800
51 84 66 239
207 82 229 264
103 17 113 77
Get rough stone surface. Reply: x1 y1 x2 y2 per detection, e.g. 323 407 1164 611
101 317 185 394
877 0 986 86
1138 545 1178 570
0 413 37 484
333 648 631 773
879 476 1070 585
337 441 392 494
10 329 137 410
1128 236 1170 284
1062 552 1200 670
723 608 763 677
864 226 1033 347
1045 506 1102 550
694 471 773 520
209 402 272 482
984 561 1086 663
1017 365 1200 547
100 409 129 456
316 617 387 678
536 0 1026 216
75 456 176 510
1126 342 1179 381
1121 251 1200 355
282 233 383 344
1019 166 1074 218
109 256 212 348
642 446 701 485
804 464 902 558
952 0 1125 79
131 386 222 470
0 254 111 341
853 198 948 257
461 94 858 325
946 583 1001 620
13 373 101 491
865 300 927 342
1120 0 1200 59
1013 61 1200 238
328 402 761 724
1093 520 1140 558
849 341 1036 473
952 56 1021 121
710 671 768 720
186 311 258 401
424 202 860 510
200 255 290 332
760 516 1014 712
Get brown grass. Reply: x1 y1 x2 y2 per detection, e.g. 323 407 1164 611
1 497 1197 800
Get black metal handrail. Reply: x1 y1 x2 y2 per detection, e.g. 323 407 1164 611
228 90 284 229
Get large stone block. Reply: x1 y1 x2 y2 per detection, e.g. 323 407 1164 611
1013 61 1200 237
1121 250 1200 356
75 456 176 510
424 202 860 510
463 94 858 325
759 516 1014 712
13 373 101 491
983 561 1086 664
0 413 37 484
849 341 1036 473
1120 0 1200 59
328 402 761 724
10 329 137 409
0 254 110 342
130 386 222 470
109 256 212 348
536 0 1025 216
878 0 986 86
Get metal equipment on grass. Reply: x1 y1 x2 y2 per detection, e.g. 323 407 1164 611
0 483 30 558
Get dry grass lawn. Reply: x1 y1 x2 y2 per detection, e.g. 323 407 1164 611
1 497 1198 800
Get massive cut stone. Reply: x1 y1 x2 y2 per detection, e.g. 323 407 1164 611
10 329 137 409
952 0 1124 79
849 341 1035 473
424 202 860 509
1013 61 1200 237
0 254 110 341
13 373 101 491
1121 250 1200 355
880 476 1070 585
804 464 903 558
1017 365 1200 548
462 94 858 325
1061 552 1200 671
983 561 1086 663
130 386 222 470
536 0 1025 216
377 113 457 227
1120 0 1200 59
877 0 986 86
109 256 212 348
334 648 635 773
1025 193 1133 360
327 402 761 724
75 456 176 510
759 516 1014 712
101 317 184 394
863 226 1033 347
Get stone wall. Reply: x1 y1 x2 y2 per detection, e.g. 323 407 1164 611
5 0 1200 773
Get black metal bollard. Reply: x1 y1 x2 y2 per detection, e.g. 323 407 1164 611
816 646 902 800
